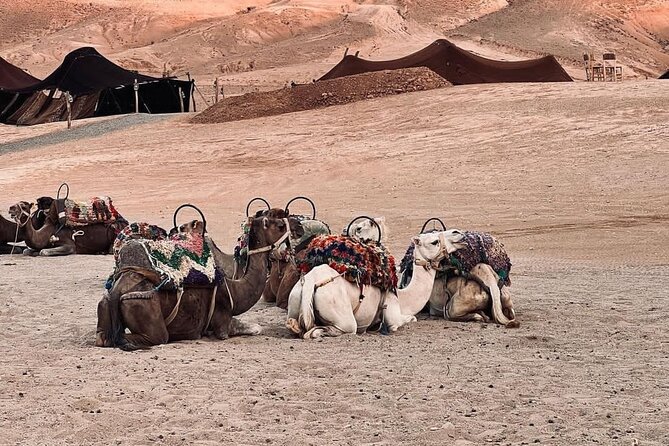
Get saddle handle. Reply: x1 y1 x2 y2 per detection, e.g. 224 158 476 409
245 197 271 217
57 182 70 200
172 204 207 235
284 196 316 220
345 215 382 244
420 217 447 233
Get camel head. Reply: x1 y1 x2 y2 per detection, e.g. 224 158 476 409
412 229 466 262
247 212 305 251
256 208 305 240
9 201 34 225
36 196 54 213
345 216 388 244
169 220 205 237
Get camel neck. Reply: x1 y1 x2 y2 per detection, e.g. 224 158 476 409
22 213 55 250
397 250 437 316
226 250 269 316
0 215 21 242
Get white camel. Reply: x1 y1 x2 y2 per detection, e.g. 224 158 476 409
286 230 465 339
345 216 389 244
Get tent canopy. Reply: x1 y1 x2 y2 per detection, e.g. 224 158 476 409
0 57 39 90
319 39 573 84
13 47 160 95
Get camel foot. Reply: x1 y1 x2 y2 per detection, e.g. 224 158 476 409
505 319 520 329
23 248 39 256
286 318 302 336
95 331 112 347
229 318 262 337
303 325 348 339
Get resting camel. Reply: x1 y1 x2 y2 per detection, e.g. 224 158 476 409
0 198 53 254
428 266 516 326
9 199 126 256
96 213 304 350
286 230 466 339
400 219 518 327
267 216 388 310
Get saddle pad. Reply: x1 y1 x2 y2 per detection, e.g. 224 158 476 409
63 196 123 227
297 234 398 292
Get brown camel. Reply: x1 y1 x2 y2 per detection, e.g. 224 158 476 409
9 199 127 256
96 213 304 350
1 198 53 254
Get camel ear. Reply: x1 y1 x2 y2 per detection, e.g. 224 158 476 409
263 217 269 229
411 235 421 246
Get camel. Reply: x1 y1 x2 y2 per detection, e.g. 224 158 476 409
399 220 518 327
427 265 517 325
9 198 127 256
267 216 388 310
96 213 304 350
285 230 466 339
0 198 53 254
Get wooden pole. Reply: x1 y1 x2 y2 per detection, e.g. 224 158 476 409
65 92 72 129
215 78 220 104
178 87 184 113
134 79 139 113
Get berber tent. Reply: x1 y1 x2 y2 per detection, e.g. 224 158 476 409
1 47 194 125
0 56 40 119
319 39 573 84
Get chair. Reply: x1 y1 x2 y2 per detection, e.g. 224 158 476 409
602 53 623 81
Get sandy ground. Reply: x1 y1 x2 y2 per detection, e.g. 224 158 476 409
1 80 668 444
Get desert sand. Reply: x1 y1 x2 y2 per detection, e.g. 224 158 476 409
2 0 669 444
1 79 668 444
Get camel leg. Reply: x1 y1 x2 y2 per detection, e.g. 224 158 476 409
22 248 39 256
466 264 511 326
304 325 349 338
286 280 303 335
276 265 300 310
303 291 357 339
262 281 276 303
121 292 169 347
445 280 490 323
228 317 262 336
38 243 75 256
500 286 516 320
0 244 23 254
95 292 114 347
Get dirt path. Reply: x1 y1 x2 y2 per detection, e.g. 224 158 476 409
1 80 668 444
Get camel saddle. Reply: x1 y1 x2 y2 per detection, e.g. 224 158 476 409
56 196 125 228
109 229 221 290
296 234 398 292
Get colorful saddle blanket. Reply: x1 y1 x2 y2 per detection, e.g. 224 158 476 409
399 231 511 288
111 225 221 289
297 235 398 292
63 197 124 227
113 222 168 260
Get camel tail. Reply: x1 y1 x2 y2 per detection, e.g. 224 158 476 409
298 273 317 332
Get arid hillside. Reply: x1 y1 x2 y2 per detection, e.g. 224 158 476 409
1 0 667 93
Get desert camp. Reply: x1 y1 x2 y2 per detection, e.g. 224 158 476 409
1 0 668 445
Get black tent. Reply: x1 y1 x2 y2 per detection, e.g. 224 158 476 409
0 57 40 120
660 70 669 79
2 47 194 125
319 39 573 84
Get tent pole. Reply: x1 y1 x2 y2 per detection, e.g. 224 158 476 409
178 87 184 113
134 79 139 113
215 78 219 104
191 81 196 113
65 92 72 129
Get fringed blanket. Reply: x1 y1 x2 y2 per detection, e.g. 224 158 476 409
138 231 220 288
297 235 398 292
113 222 168 259
398 231 511 288
63 197 124 227
109 226 221 290
233 220 251 264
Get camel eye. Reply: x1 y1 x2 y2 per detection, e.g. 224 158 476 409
431 240 439 246
356 227 362 233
